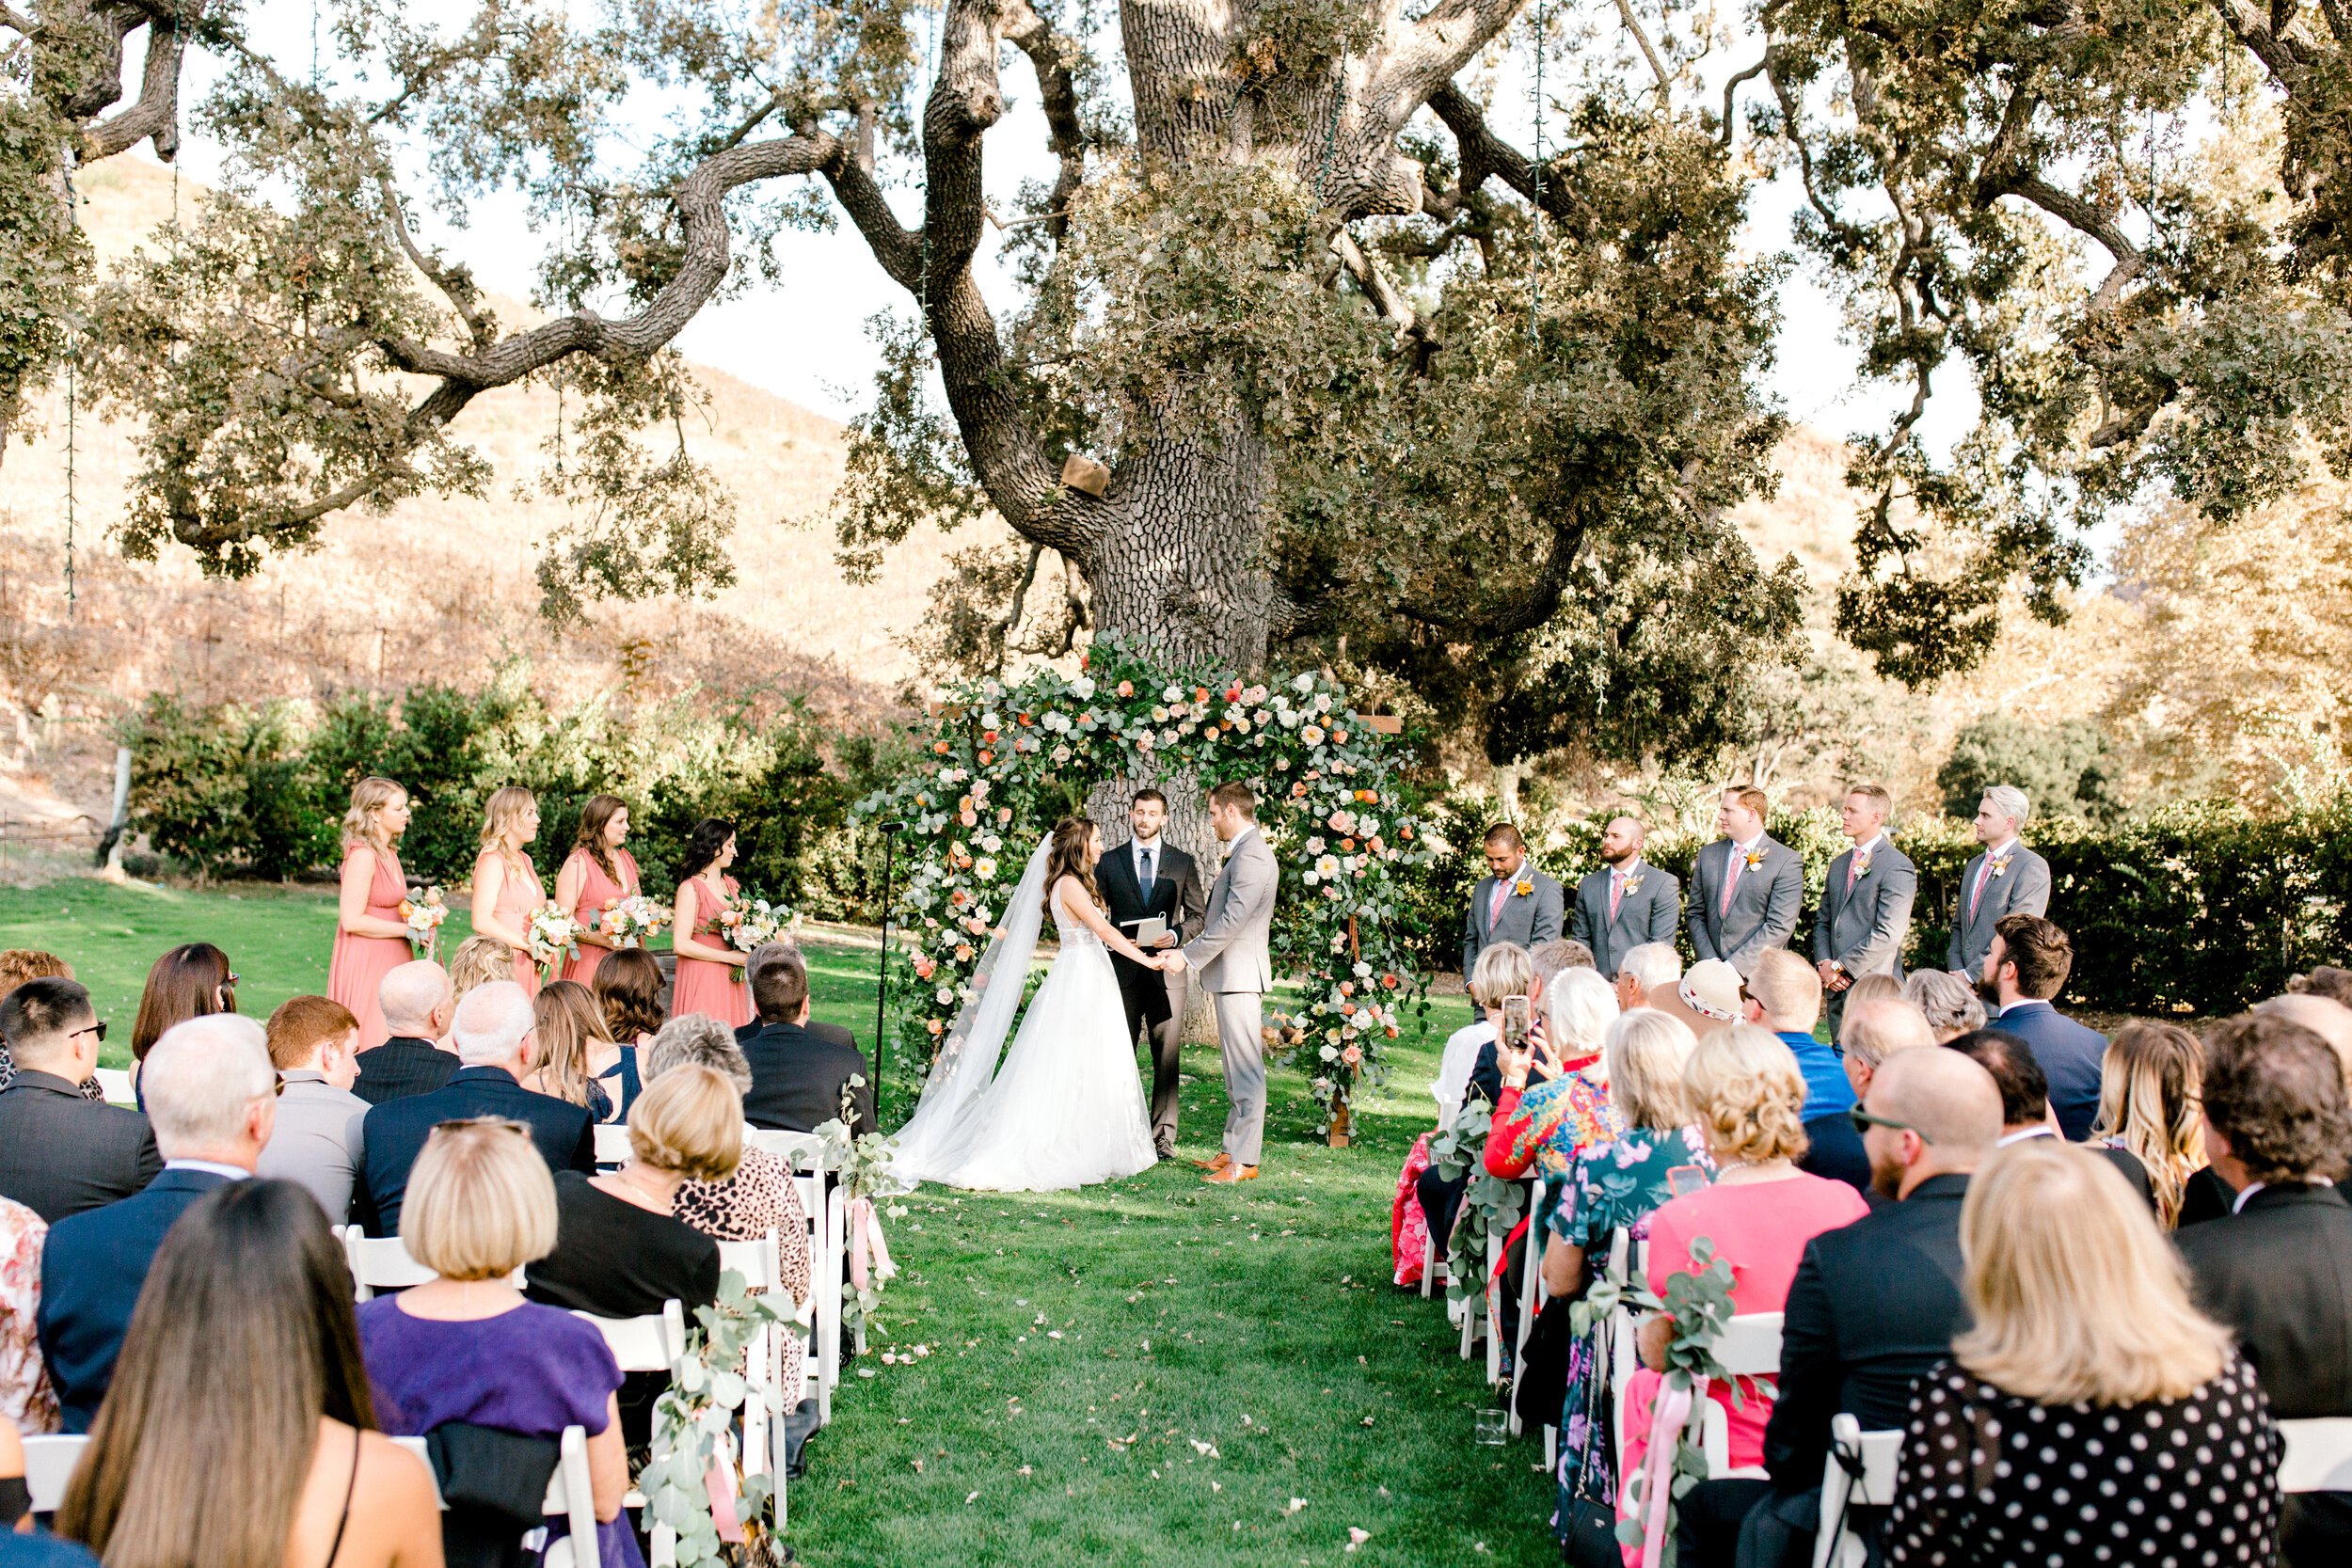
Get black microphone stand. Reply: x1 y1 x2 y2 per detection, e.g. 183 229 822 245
871 820 905 1124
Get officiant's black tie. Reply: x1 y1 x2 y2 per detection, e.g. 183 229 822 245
1140 847 1156 902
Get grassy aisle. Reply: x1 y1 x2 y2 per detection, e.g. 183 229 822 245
0 878 1556 1564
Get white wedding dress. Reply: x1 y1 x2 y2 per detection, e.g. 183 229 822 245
888 840 1158 1192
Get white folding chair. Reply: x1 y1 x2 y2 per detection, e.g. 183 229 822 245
718 1230 782 1472
592 1123 632 1167
93 1068 135 1107
20 1433 85 1513
1509 1177 1549 1436
389 1435 447 1510
339 1226 437 1301
800 1171 844 1425
576 1299 688 1373
1811 1413 1902 1568
747 1128 830 1172
1417 1227 1448 1299
538 1425 602 1568
2280 1417 2352 1493
1608 1233 1646 1478
1690 1311 1785 1479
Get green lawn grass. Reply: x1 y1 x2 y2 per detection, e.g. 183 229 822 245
0 878 1550 1565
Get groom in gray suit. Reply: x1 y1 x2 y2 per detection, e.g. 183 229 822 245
1687 784 1804 977
1176 781 1279 1185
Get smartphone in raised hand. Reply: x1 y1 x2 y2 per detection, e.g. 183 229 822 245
1502 995 1531 1050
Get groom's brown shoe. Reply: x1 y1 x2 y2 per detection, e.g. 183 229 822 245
1202 1164 1258 1184
1192 1152 1232 1173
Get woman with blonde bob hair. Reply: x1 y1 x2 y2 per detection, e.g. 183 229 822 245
1886 1139 2280 1566
356 1118 635 1567
1615 1024 1868 1510
469 785 547 998
328 776 416 1048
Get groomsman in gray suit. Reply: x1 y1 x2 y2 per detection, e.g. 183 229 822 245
1461 824 1565 986
1178 782 1279 1186
1687 784 1804 977
1946 784 2052 975
1813 784 1918 1028
1569 816 1681 977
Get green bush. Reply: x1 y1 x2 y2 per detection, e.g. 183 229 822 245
1937 715 2123 823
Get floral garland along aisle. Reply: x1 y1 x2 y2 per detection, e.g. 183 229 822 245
859 634 1435 1139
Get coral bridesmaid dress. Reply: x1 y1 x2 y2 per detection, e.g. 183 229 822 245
328 847 412 1050
561 847 641 986
671 873 751 1027
485 850 547 998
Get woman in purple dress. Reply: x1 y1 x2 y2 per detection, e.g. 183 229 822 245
356 1118 636 1568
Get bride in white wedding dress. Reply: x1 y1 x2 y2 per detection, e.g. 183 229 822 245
889 816 1169 1192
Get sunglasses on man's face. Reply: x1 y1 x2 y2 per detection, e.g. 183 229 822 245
1848 1106 1933 1145
68 1021 107 1044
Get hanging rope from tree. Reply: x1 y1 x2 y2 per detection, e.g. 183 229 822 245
60 140 80 620
1529 0 1547 341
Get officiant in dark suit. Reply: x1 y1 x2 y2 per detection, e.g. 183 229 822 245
1099 788 1207 1159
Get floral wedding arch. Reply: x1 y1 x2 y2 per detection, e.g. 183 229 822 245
858 635 1434 1140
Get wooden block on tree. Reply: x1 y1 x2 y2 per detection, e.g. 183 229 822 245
1357 713 1404 735
1060 452 1112 498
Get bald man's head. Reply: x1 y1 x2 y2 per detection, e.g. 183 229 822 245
1598 816 1646 865
1862 1045 2003 1199
379 960 454 1037
2256 994 2352 1082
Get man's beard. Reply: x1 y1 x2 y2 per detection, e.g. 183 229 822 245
1869 1151 1907 1201
1973 971 2003 1007
1601 847 1637 867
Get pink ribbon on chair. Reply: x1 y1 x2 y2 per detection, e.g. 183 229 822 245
849 1196 897 1292
1633 1378 1696 1568
706 1455 745 1543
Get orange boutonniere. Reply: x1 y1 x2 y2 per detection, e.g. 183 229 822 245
1514 876 1534 898
1991 855 2011 879
1743 848 1766 870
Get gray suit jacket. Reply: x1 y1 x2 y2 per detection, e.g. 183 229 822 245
1569 862 1681 977
0 1071 163 1224
255 1072 371 1224
1184 828 1278 995
1946 843 2053 974
1687 836 1804 976
1812 839 1918 979
1461 865 1565 981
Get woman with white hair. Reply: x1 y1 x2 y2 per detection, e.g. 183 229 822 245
1480 967 1624 1188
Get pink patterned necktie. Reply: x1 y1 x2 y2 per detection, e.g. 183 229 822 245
1720 846 1743 916
1969 856 1992 918
1488 879 1510 930
1609 872 1625 921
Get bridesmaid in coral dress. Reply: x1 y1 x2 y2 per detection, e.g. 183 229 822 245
670 816 751 1028
556 795 643 986
328 777 416 1049
469 786 548 998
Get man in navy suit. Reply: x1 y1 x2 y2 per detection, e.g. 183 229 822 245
1569 816 1681 978
358 980 596 1234
38 1015 278 1431
1977 913 2106 1140
1687 785 1804 976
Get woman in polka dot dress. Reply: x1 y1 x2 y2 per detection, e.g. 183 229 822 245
1888 1140 2281 1567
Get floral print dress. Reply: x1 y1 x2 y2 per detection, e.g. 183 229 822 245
1547 1125 1713 1546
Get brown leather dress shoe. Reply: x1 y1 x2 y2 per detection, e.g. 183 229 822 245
1192 1151 1232 1172
1202 1164 1259 1184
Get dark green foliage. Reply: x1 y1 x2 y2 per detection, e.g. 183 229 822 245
1936 717 2123 824
121 694 328 882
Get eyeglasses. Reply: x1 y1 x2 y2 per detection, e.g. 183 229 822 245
68 1022 107 1044
1848 1106 1933 1144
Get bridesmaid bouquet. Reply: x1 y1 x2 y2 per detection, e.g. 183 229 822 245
598 894 671 949
525 902 583 976
399 886 449 957
723 896 796 953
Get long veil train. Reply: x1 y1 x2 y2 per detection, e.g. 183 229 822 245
886 836 1052 1186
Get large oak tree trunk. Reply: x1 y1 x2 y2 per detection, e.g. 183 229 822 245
1081 416 1277 673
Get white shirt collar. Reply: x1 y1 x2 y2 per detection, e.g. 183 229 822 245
1851 832 1885 858
2233 1177 2334 1213
1732 834 1764 858
1133 834 1161 866
1612 857 1642 879
165 1159 252 1181
1229 823 1258 850
1995 1127 2056 1147
1982 837 2020 861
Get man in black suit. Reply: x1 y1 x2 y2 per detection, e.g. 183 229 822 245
352 959 461 1106
2178 1011 2352 1567
1977 913 2107 1139
1676 1047 2003 1568
1942 1026 2155 1207
738 942 859 1053
0 977 161 1223
358 980 596 1234
740 946 875 1137
38 1015 277 1430
1097 788 1207 1158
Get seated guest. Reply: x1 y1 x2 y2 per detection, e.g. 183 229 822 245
2089 1019 2209 1227
1886 1140 2280 1567
644 1016 812 1306
739 947 873 1136
125 942 236 1100
1530 938 1597 978
2286 964 2352 1010
1621 1026 1869 1518
1676 1047 2002 1567
1945 1028 2155 1208
258 995 371 1225
1902 967 1984 1042
358 1118 635 1568
1653 957 1742 1043
2258 990 2352 1081
2177 1011 2352 1567
445 934 516 1004
738 942 857 1053
1744 950 1864 1193
1 1195 56 1433
1613 942 1682 1015
38 1017 276 1432
1974 913 2105 1139
359 981 596 1235
353 960 460 1106
524 1065 729 1448
0 950 96 1100
1414 943 1535 1268
0 979 159 1223
1836 993 1935 1104
593 946 668 1057
526 980 635 1124
55 1179 440 1568
1483 968 1622 1190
